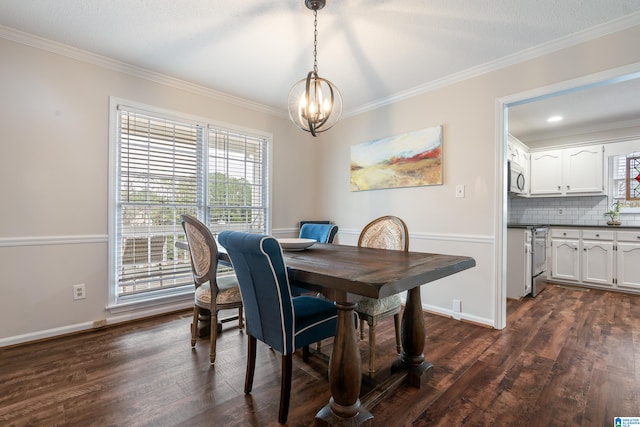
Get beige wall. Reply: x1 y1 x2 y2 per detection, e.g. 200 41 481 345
313 25 640 326
0 36 320 343
2 24 640 344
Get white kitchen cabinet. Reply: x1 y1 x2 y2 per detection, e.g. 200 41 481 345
530 150 562 195
529 145 603 196
563 146 604 194
507 134 529 169
550 229 580 282
507 228 532 299
581 230 614 287
548 227 640 294
616 231 640 291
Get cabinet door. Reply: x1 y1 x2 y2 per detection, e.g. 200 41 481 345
551 238 579 281
563 146 603 194
617 242 640 290
530 150 562 195
582 240 614 286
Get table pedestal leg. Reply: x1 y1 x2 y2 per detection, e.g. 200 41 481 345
391 286 433 388
316 301 373 426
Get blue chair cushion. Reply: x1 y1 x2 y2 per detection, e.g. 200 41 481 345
293 296 338 348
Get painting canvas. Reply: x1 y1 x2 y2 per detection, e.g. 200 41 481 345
350 125 443 191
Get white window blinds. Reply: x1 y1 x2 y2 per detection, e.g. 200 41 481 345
112 104 269 303
117 109 202 297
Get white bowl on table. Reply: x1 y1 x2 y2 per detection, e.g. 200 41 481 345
277 238 316 251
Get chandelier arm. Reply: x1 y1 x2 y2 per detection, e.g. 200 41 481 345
305 71 318 136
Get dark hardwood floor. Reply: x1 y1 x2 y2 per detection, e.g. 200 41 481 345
1 284 639 426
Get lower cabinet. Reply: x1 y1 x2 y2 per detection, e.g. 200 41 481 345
549 228 639 293
581 230 614 287
551 243 579 281
616 231 640 291
550 229 580 282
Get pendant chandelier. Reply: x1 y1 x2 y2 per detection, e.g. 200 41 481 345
287 0 342 137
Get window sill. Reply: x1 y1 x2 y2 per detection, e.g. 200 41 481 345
107 287 193 314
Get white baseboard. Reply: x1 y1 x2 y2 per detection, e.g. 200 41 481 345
422 303 495 328
1 300 192 348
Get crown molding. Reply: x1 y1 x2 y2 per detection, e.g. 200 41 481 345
345 12 640 118
2 11 640 120
0 24 285 118
521 118 640 144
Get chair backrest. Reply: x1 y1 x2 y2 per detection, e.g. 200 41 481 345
299 223 338 243
217 231 296 355
358 215 409 251
180 214 220 291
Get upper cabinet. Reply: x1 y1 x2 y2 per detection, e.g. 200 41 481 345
563 146 605 194
529 150 562 195
530 144 604 196
507 134 529 169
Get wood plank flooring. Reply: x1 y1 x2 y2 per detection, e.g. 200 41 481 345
1 283 639 426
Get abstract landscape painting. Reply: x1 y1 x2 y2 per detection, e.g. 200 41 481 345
350 125 442 191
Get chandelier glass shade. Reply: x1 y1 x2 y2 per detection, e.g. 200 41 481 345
287 0 342 137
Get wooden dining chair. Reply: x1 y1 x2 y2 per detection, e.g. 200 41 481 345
217 231 339 424
180 214 244 364
356 215 408 375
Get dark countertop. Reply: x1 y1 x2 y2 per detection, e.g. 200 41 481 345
508 223 640 230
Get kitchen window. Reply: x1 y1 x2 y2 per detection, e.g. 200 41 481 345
108 99 270 310
610 151 640 212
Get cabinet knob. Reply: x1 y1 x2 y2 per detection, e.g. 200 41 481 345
567 185 570 189
563 232 567 236
557 186 561 191
596 234 600 237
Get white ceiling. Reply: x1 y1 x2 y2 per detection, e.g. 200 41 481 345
2 0 640 129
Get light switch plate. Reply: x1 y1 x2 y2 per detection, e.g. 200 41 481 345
455 184 465 198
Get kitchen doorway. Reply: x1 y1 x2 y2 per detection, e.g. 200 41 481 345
497 64 640 327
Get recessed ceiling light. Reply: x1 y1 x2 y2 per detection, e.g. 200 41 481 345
547 115 563 123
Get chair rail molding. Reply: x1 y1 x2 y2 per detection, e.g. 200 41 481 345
339 229 493 245
0 234 109 247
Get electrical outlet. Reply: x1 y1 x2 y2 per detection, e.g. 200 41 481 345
453 299 461 313
455 185 465 198
558 208 564 215
73 283 86 300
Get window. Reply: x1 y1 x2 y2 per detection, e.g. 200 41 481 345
610 152 640 212
108 99 269 308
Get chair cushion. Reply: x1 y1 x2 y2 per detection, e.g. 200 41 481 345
356 294 401 316
292 296 338 349
194 275 242 306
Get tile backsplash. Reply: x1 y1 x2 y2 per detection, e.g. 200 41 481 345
508 195 640 226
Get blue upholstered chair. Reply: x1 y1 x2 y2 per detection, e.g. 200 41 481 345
356 215 408 375
217 231 339 424
299 222 338 243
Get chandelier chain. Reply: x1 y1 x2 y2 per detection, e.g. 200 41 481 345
313 9 318 73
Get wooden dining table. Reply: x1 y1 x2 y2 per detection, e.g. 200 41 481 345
261 242 474 426
180 239 476 425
